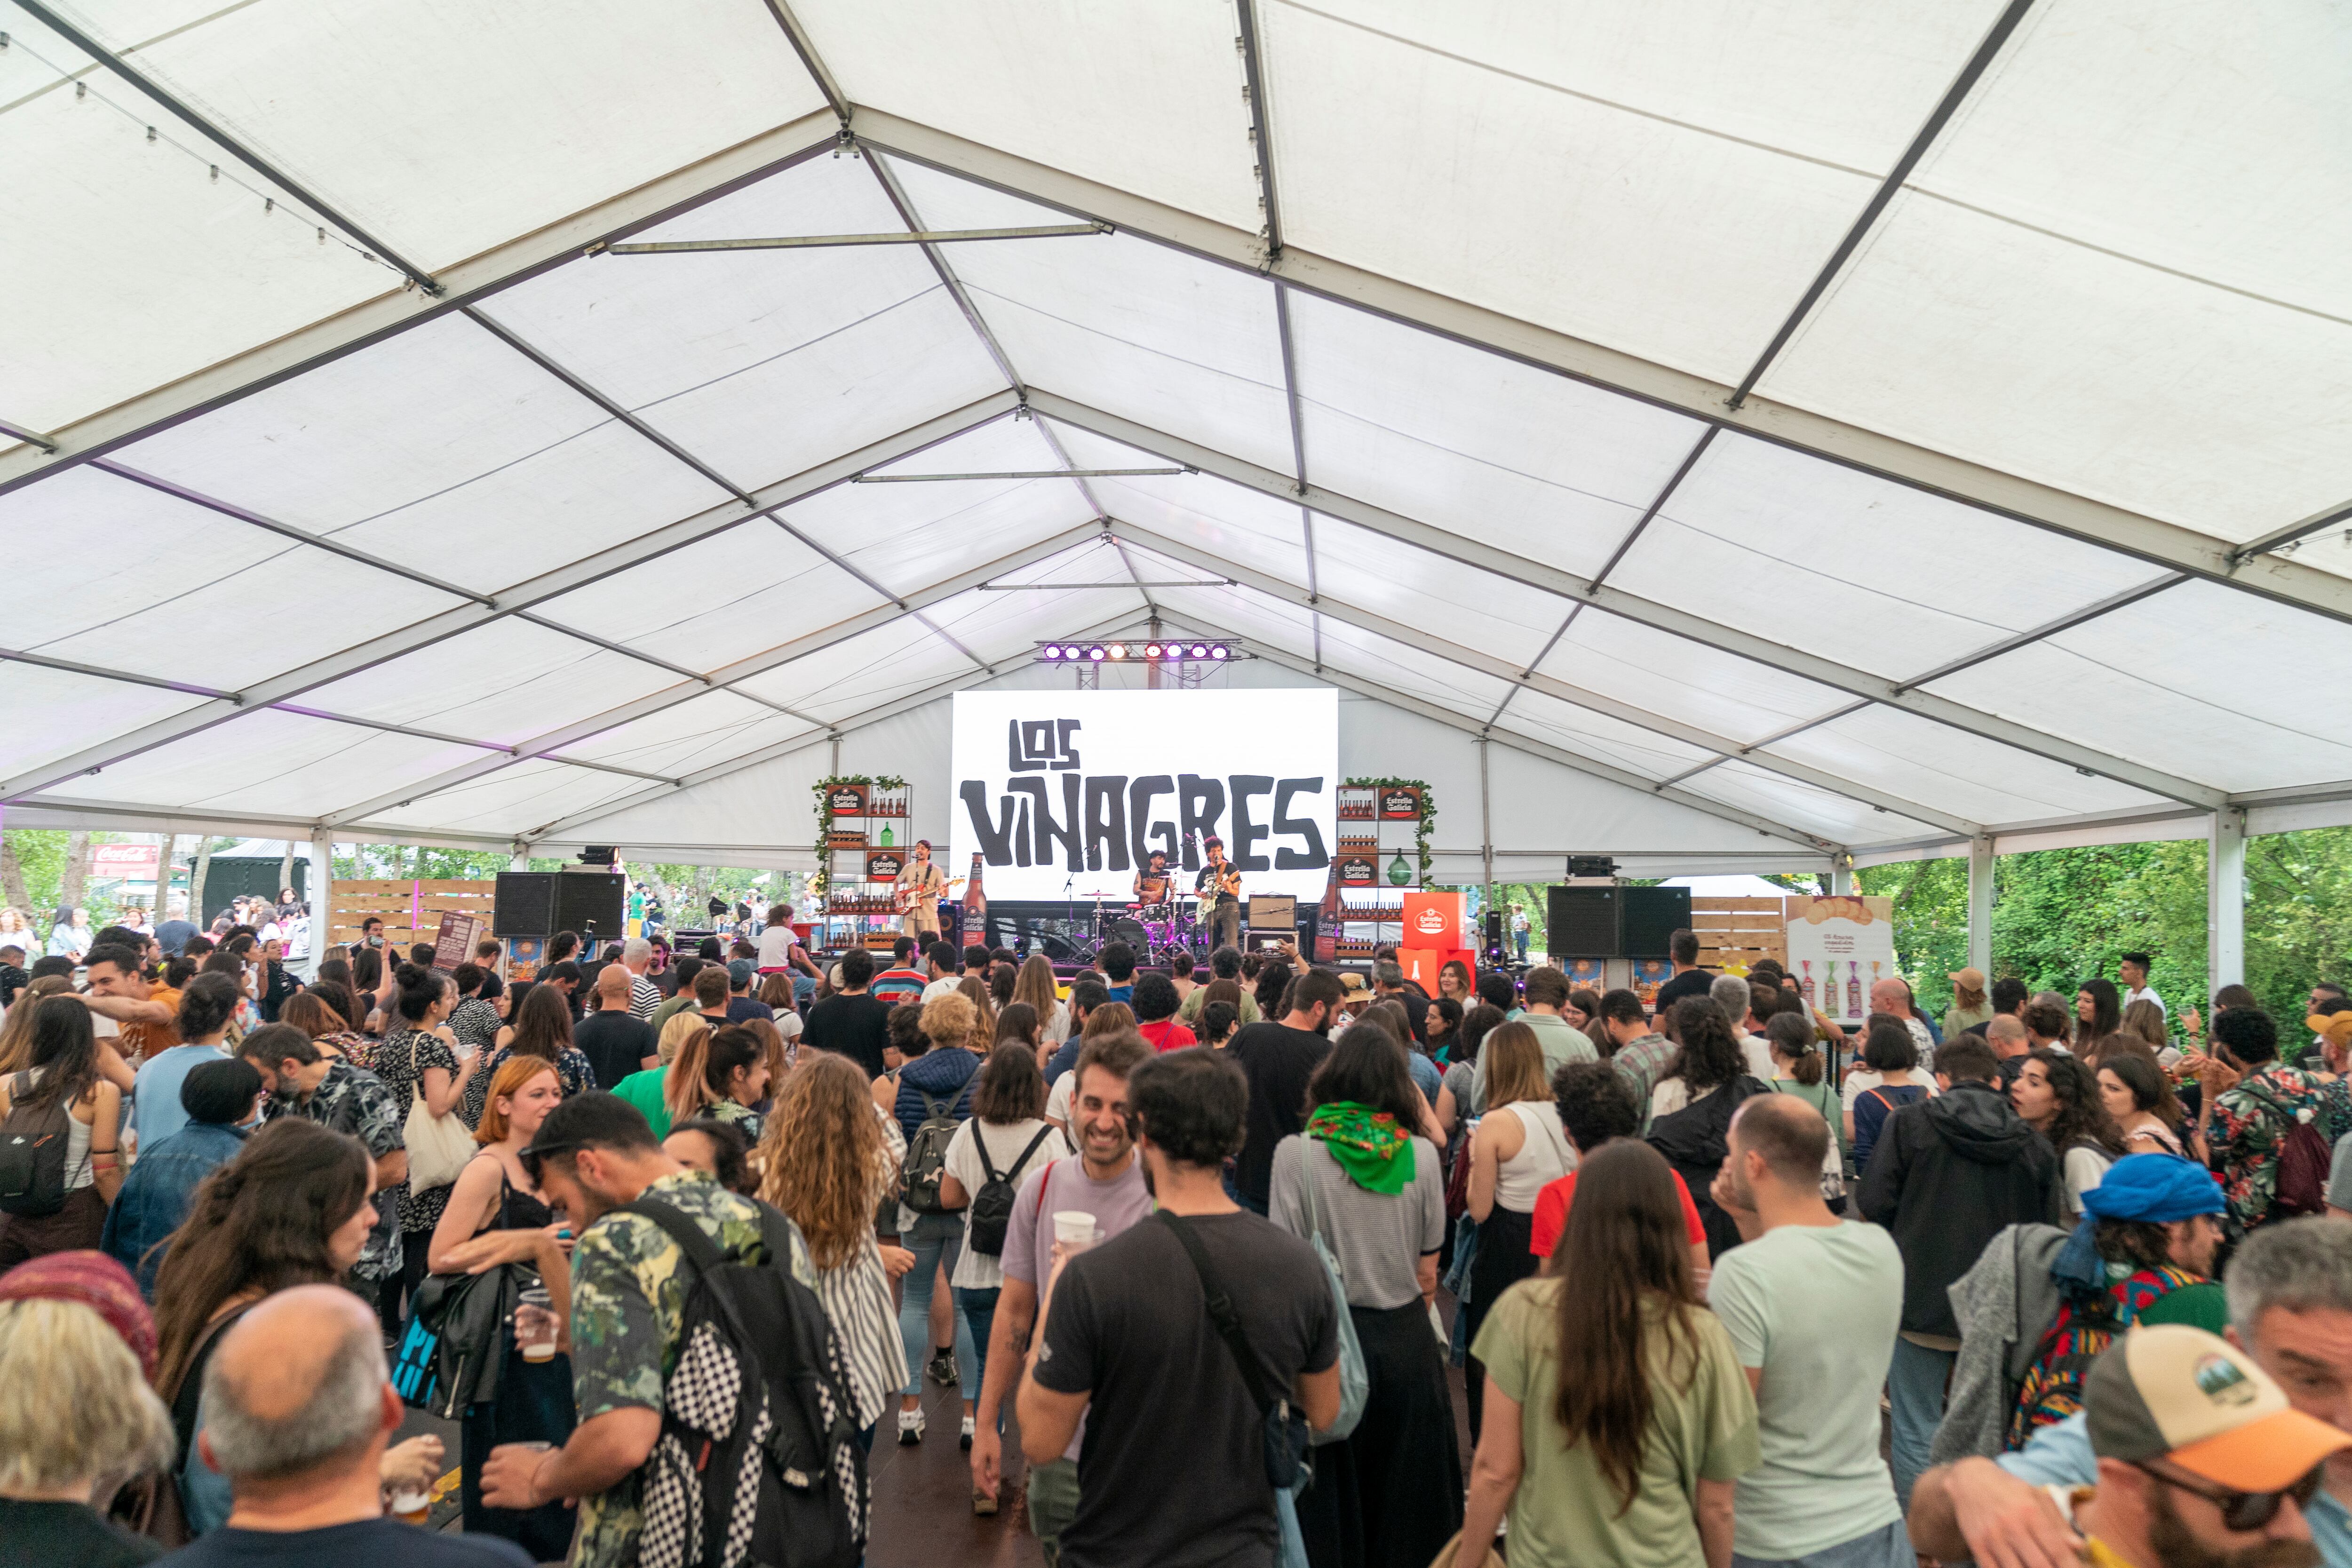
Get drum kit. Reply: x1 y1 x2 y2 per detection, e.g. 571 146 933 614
1075 895 1202 963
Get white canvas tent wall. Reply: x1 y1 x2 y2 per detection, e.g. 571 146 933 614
3 0 2347 987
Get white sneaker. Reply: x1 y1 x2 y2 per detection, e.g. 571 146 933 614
960 1414 976 1450
897 1407 925 1445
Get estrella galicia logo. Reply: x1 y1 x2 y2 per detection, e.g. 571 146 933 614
825 785 865 813
1009 719 1082 773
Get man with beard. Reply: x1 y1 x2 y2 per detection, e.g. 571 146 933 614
2066 1324 2342 1568
1911 1217 2352 1568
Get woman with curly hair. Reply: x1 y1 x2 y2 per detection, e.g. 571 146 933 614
758 1053 909 1446
2012 1047 2127 1223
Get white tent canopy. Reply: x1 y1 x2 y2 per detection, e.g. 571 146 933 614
3 0 2346 898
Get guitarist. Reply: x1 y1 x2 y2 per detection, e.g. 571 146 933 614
897 838 949 940
1193 835 1242 952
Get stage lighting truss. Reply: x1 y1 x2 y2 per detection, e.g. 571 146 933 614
1036 640 1233 664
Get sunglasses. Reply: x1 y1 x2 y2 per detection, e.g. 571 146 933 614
2134 1460 2325 1533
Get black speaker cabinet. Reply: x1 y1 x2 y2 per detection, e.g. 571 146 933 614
1545 885 1621 959
552 872 626 940
493 872 555 937
1621 886 1694 960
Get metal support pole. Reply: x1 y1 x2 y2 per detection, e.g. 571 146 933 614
1830 855 1854 897
1148 615 1162 691
1479 738 1495 929
510 851 531 871
308 834 335 978
2209 808 2248 989
1966 836 1994 974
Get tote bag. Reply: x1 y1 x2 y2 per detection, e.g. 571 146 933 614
401 1039 475 1192
1297 1145 1370 1446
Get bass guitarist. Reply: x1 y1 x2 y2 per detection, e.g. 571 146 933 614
1193 835 1242 951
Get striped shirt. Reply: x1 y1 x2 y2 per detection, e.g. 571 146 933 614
811 1231 907 1428
630 974 660 1022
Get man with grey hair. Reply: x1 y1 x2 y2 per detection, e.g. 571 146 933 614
620 937 659 1022
1714 973 1774 1080
1986 1012 2033 1086
165 1285 528 1566
1908 1215 2352 1568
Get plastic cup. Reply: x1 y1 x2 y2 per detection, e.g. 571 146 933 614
389 1488 430 1525
515 1286 558 1363
1052 1210 1098 1252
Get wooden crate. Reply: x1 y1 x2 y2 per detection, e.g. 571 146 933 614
326 878 498 955
1692 896 1788 974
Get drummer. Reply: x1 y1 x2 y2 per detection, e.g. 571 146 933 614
1133 848 1173 907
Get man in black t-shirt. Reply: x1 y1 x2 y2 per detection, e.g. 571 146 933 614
1194 835 1241 950
575 965 657 1089
1022 1049 1339 1568
1650 926 1715 1012
1224 968 1344 1213
803 947 892 1078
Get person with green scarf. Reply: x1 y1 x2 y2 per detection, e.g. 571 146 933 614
1270 1024 1461 1568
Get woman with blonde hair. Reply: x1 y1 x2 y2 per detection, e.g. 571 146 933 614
1462 1019 1575 1444
426 1055 575 1557
1012 953 1068 1044
609 1012 705 1139
2118 997 2172 1061
759 1052 910 1446
954 974 996 1051
0 1254 176 1566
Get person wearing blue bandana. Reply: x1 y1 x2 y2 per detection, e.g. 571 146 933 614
1910 1215 2352 1568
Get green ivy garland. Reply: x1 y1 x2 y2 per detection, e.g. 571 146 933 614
1344 776 1436 883
810 775 909 900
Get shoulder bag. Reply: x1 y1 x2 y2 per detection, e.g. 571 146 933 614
401 1036 475 1192
1294 1148 1369 1444
1158 1210 1311 1489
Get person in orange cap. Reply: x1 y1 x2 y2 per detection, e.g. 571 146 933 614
2072 1323 2350 1568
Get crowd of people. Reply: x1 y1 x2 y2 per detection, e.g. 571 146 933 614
1 906 2350 1568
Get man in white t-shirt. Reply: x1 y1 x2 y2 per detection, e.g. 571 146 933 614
919 940 963 1003
2118 951 2166 1017
1708 1093 1909 1568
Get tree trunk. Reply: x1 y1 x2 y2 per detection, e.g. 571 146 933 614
0 836 33 919
161 833 184 922
278 841 294 906
191 837 216 929
59 833 92 920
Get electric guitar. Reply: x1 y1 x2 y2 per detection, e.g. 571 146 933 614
892 873 964 914
1194 861 1241 919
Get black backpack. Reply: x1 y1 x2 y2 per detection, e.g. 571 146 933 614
0 1070 73 1216
899 1089 962 1215
966 1126 1058 1256
616 1198 866 1568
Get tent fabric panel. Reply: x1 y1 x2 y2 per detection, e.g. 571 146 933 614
1679 758 1941 846
1538 605 1851 742
366 757 655 838
882 159 1298 479
100 0 826 273
1261 0 1892 385
1758 189 2352 543
794 0 1262 229
1605 430 2165 682
527 526 886 676
1492 687 1722 782
1286 291 1704 579
1481 737 1812 856
114 313 735 593
294 618 679 745
1759 706 2173 827
1305 514 1579 673
0 64 386 433
547 691 818 778
43 708 481 816
0 665 211 785
1048 425 1313 585
1922 579 2352 794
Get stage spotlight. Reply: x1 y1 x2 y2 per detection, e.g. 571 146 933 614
1189 643 1208 657
1107 642 1128 660
1144 643 1164 659
1041 645 1062 660
1088 645 1107 661
1210 644 1229 660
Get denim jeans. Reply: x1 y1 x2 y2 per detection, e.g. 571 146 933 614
897 1210 977 1398
1887 1337 1956 1511
956 1284 1001 1416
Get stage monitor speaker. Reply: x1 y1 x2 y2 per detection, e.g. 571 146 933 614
1483 910 1504 947
1546 885 1621 959
1247 894 1296 931
552 872 626 941
493 872 555 938
1621 886 1693 959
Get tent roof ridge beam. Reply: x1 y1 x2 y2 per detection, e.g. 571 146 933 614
2230 495 2352 565
0 111 842 497
1041 391 2224 811
1725 0 2037 408
95 459 494 605
11 0 443 294
313 519 1101 826
604 223 1111 253
756 0 850 122
1114 520 1982 836
1146 607 1838 853
1890 572 2189 693
532 605 1161 841
0 389 1018 803
0 645 235 700
0 418 57 454
850 111 2352 630
1235 0 1284 258
461 306 756 506
850 467 1189 481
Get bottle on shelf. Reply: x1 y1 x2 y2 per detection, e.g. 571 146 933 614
879 823 894 848
1845 960 1861 1019
964 852 986 923
1799 960 1815 1008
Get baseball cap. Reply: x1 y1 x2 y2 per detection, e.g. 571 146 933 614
1949 966 1987 992
2086 1324 2352 1492
727 959 755 987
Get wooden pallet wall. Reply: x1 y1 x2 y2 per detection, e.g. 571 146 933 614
326 879 497 955
1692 896 1788 974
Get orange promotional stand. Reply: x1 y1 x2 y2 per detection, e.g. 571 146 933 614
1398 889 1475 992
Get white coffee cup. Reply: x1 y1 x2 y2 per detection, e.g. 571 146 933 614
1052 1210 1098 1250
